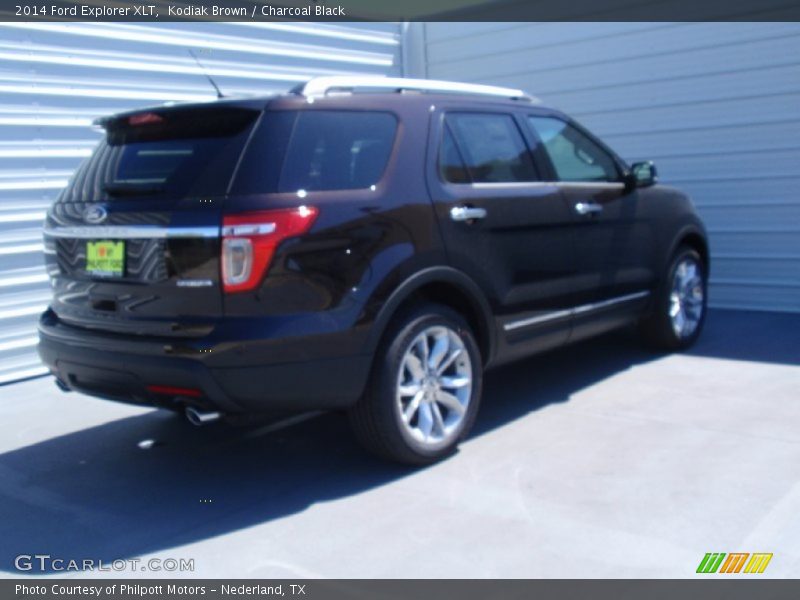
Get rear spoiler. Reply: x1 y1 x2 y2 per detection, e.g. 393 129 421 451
93 106 261 142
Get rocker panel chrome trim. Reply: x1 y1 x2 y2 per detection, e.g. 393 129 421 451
503 291 650 332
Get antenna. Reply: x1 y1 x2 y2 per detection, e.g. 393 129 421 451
188 49 224 99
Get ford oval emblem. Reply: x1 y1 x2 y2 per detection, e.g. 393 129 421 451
83 205 108 224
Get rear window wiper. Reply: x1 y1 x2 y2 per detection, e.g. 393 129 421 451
103 182 164 197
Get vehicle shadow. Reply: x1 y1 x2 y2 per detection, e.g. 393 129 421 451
683 308 800 367
1 308 791 574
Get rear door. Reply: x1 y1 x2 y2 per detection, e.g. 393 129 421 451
427 106 577 362
43 105 259 336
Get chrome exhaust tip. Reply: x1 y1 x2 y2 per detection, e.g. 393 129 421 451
185 406 221 426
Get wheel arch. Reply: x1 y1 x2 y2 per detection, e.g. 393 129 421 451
666 224 710 273
678 231 709 269
365 267 496 367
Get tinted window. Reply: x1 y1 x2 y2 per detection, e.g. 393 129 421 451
439 125 470 184
445 113 537 183
62 107 258 202
233 111 397 194
232 110 296 195
528 116 619 182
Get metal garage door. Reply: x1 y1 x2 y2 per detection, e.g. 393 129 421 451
421 22 800 313
0 22 401 385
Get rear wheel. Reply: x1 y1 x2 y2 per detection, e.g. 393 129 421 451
349 304 483 465
640 246 707 350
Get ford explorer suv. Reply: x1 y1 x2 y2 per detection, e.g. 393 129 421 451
38 76 708 464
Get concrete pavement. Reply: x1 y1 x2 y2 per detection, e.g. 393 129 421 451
0 309 798 578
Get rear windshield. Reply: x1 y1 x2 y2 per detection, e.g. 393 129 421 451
60 106 258 202
231 110 397 194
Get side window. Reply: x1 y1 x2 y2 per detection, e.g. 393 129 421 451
444 113 538 183
232 110 397 194
280 111 396 192
438 124 470 184
527 116 619 182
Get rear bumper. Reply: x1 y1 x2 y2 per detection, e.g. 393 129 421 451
37 310 371 414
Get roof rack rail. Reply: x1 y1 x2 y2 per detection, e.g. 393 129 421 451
295 76 536 102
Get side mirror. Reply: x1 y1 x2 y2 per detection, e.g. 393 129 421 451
627 161 658 188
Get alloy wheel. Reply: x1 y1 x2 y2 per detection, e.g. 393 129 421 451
669 257 705 339
395 325 473 448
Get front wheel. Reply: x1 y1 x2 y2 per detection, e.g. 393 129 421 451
349 304 483 465
640 246 707 350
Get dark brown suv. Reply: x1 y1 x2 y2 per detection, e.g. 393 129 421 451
38 76 708 464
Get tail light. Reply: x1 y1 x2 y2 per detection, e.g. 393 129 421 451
128 112 164 126
221 206 318 293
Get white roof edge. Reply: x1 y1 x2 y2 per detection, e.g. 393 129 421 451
299 76 538 102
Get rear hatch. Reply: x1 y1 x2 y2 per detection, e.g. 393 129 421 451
43 104 260 336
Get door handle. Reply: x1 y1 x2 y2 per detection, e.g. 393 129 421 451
574 201 603 215
450 206 487 222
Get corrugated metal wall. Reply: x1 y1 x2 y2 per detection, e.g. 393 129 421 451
0 22 402 385
422 22 800 313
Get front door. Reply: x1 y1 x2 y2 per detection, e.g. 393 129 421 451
525 114 656 334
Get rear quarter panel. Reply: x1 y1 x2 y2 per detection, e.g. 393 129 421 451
221 95 448 357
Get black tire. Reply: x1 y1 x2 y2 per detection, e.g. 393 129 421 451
349 303 483 465
640 245 707 351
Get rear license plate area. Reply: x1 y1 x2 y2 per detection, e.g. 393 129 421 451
86 240 125 278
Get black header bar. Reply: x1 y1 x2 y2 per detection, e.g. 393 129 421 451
2 0 800 22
